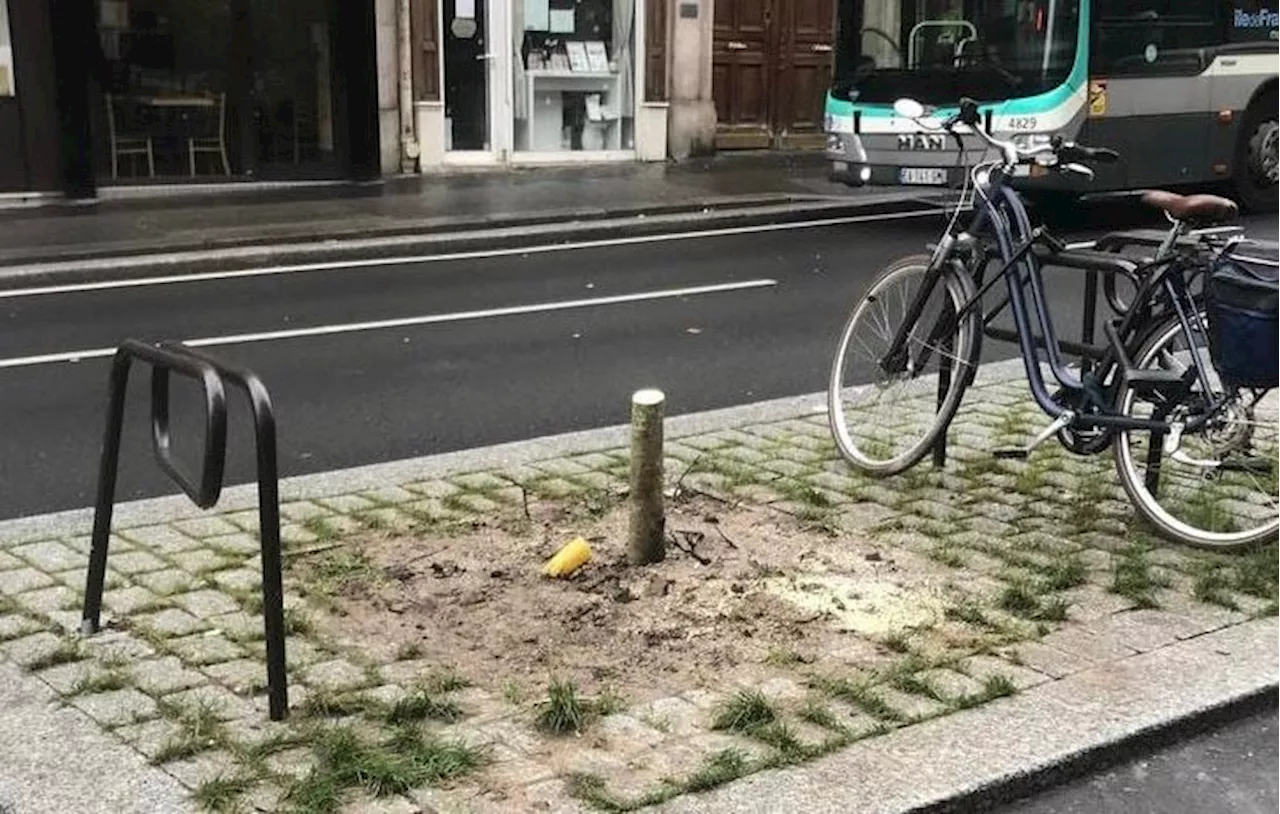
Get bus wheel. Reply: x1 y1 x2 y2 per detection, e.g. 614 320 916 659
1234 92 1279 213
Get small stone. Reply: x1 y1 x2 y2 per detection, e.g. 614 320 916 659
163 685 256 721
132 569 196 596
205 533 261 557
1 631 70 668
169 633 244 666
133 656 209 695
266 747 317 779
115 718 188 760
754 676 807 703
337 794 421 814
317 494 379 514
12 541 84 573
120 526 202 554
875 686 950 722
173 517 241 539
279 501 332 522
15 585 79 614
172 590 242 618
0 614 45 642
1090 609 1216 653
73 688 158 727
635 696 703 738
135 608 205 638
916 669 985 701
109 550 170 575
959 654 1050 691
305 659 372 692
596 714 667 751
361 486 418 505
163 750 240 786
36 660 112 695
0 568 55 596
209 568 263 594
171 549 230 574
203 659 269 696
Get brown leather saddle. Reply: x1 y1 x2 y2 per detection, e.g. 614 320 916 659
1141 190 1239 224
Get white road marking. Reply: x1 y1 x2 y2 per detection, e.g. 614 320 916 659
0 278 778 370
0 208 938 300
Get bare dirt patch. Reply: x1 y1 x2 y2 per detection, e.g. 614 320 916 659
305 497 974 702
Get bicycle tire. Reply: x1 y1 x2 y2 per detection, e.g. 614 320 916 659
1113 311 1279 549
828 254 981 476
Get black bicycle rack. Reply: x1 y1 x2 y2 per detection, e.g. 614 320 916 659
80 339 289 721
927 226 1222 469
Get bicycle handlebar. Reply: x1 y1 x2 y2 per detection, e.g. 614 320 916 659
907 96 1120 179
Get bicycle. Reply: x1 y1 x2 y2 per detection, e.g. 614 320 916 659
827 96 1278 550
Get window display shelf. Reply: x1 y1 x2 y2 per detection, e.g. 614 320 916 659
519 69 622 152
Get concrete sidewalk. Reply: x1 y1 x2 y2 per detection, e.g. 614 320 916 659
0 153 940 276
0 361 1274 813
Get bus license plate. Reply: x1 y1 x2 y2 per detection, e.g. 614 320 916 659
899 167 948 185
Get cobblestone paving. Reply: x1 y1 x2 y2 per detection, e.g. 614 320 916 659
0 374 1275 813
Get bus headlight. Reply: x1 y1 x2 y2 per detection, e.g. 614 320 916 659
826 135 844 153
859 166 872 182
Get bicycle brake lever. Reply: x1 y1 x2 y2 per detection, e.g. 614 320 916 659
1062 162 1095 180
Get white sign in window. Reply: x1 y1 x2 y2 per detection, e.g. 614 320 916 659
0 1 15 97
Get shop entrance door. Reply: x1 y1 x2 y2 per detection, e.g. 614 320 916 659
442 0 502 159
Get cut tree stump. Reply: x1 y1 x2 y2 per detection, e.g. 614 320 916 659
628 388 666 565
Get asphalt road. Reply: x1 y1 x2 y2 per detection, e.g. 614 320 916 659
0 203 1274 519
995 707 1279 814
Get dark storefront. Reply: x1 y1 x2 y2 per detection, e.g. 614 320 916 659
1 0 380 197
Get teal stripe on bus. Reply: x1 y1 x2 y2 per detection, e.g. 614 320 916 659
827 1 1092 120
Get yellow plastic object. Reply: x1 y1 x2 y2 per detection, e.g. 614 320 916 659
543 537 592 577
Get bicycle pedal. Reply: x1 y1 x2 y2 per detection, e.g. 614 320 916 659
992 448 1028 459
992 412 1077 461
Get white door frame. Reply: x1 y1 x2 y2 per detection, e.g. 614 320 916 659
439 0 511 164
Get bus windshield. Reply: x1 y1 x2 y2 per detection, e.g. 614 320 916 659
833 0 1081 106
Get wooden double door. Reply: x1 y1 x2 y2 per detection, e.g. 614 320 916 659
712 0 835 149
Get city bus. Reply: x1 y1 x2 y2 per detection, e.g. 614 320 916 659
823 1 1278 211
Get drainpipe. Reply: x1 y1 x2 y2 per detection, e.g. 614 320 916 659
398 0 420 173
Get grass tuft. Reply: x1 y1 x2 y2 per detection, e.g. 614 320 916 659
682 749 751 793
283 725 485 814
1110 544 1165 608
192 773 256 813
384 688 462 725
711 689 776 733
535 679 590 735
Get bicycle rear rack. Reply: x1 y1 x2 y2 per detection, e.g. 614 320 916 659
80 339 289 721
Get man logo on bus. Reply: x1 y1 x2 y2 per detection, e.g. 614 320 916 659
1234 7 1279 28
898 134 946 151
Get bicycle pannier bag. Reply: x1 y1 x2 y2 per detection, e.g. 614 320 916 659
1205 238 1278 389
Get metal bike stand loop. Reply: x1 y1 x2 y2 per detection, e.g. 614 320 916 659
926 225 1230 469
80 339 290 721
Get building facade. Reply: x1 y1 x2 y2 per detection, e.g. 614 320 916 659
0 0 382 196
0 0 832 197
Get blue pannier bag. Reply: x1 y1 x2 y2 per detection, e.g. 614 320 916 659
1205 237 1278 389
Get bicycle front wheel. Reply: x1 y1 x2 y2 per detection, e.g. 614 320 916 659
828 254 980 475
1113 312 1279 549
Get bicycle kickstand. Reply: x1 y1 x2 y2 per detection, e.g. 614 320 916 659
993 411 1077 460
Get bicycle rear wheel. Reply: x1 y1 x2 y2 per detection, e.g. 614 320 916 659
828 254 980 475
1113 312 1279 549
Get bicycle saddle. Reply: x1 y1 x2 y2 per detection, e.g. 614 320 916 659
1141 190 1239 223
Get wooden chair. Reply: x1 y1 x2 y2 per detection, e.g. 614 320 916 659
105 93 155 180
188 92 231 177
